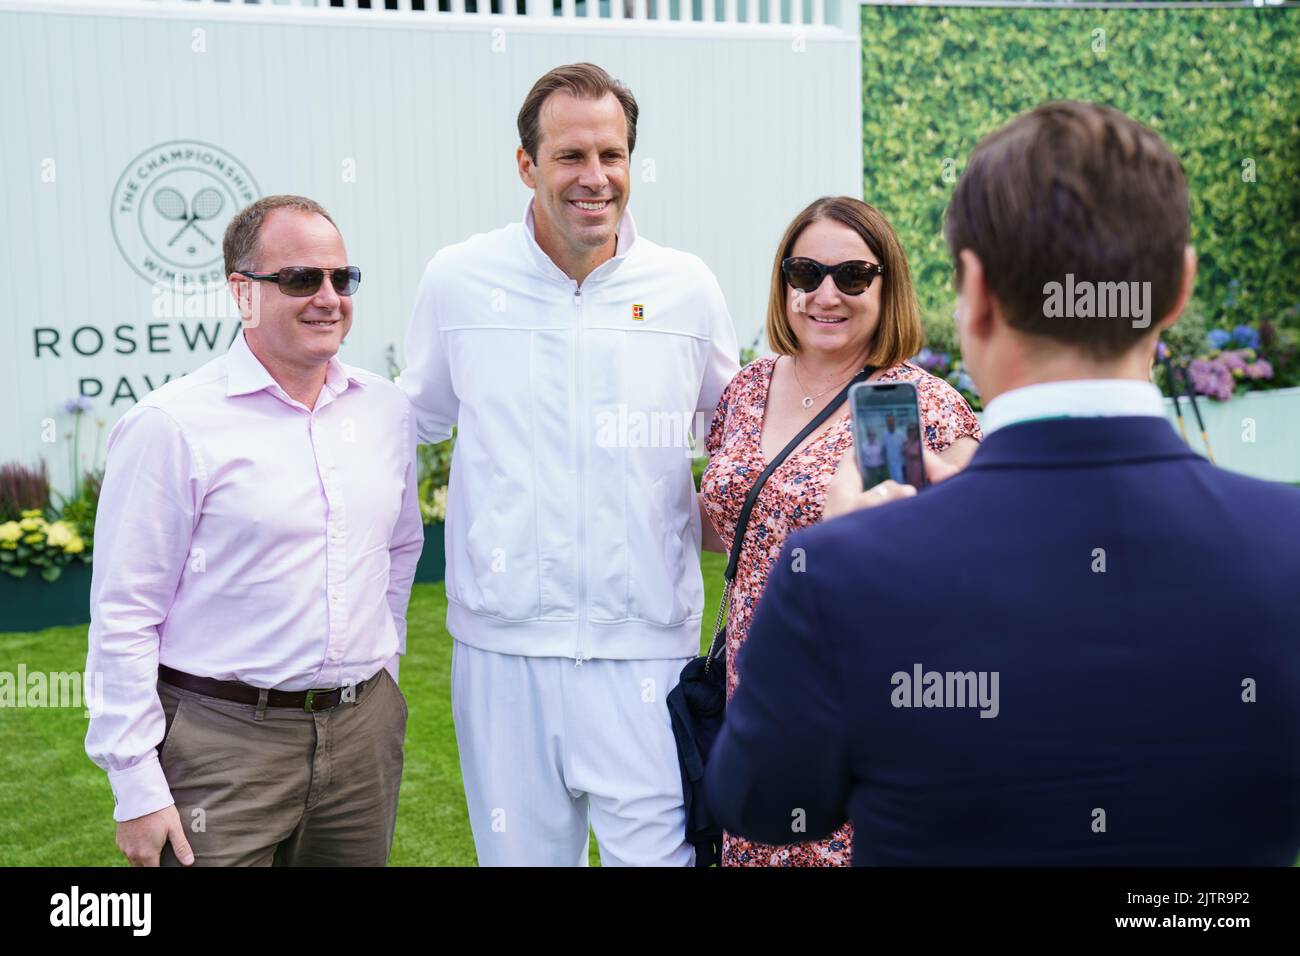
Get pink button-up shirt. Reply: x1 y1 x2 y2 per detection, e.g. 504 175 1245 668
85 331 424 822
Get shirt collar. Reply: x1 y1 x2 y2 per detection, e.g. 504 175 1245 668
522 197 638 282
981 379 1165 436
225 329 365 402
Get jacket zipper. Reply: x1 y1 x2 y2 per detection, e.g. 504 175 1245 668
573 284 586 667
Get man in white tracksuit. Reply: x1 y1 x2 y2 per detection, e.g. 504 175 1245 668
398 63 739 866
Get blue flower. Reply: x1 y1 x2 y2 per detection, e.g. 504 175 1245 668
1206 329 1231 350
1231 324 1260 350
63 395 94 415
952 369 978 396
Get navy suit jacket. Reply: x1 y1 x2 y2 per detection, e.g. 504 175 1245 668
706 416 1300 865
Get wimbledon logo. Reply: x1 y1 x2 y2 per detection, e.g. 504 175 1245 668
110 140 260 290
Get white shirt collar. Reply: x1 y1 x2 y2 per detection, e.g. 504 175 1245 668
981 379 1165 436
522 198 637 281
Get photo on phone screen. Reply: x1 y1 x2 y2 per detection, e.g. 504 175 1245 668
849 381 928 490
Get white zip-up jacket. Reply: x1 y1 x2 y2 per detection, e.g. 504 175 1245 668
399 201 740 660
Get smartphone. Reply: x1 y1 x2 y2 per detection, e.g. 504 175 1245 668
848 381 928 490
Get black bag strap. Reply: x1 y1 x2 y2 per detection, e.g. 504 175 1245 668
704 363 875 665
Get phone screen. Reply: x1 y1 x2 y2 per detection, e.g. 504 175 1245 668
849 382 928 489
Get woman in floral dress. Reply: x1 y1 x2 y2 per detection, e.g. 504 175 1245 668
699 197 982 867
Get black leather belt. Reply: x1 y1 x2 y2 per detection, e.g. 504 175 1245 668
158 664 371 713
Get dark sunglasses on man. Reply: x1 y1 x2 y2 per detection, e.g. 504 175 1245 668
782 256 884 296
237 266 362 297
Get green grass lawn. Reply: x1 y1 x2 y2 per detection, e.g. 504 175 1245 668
0 551 727 866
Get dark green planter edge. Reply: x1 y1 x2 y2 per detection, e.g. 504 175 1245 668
414 521 446 584
0 561 93 634
0 525 445 635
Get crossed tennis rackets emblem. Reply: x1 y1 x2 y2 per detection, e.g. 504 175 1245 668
152 186 224 247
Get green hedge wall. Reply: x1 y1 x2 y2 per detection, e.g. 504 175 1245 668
860 5 1300 350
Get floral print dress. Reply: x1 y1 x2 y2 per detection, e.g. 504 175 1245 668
700 357 982 867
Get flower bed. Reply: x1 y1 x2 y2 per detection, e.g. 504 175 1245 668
1 508 95 632
1 525 448 633
0 510 88 582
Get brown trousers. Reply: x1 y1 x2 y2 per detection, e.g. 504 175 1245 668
157 667 407 866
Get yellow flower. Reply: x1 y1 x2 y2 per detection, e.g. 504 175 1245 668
65 536 85 555
45 521 75 548
420 485 450 524
0 541 16 550
0 521 21 545
19 515 47 533
20 509 43 519
22 532 43 545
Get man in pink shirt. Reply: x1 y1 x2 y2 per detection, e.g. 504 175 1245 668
84 195 424 866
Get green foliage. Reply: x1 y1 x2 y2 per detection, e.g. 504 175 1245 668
416 431 455 525
1261 310 1300 390
417 435 454 492
861 6 1300 349
54 469 102 543
739 327 764 368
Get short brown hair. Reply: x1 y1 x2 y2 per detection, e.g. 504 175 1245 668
223 195 338 276
944 101 1190 357
766 196 923 366
517 62 639 161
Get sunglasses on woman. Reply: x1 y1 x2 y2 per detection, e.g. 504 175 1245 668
782 257 884 296
237 266 362 297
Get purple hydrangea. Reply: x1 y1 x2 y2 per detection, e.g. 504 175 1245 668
914 348 950 375
1245 359 1273 381
1187 358 1234 401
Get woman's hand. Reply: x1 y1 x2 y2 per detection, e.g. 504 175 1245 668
824 459 915 520
823 446 963 521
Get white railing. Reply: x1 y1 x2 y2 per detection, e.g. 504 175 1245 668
136 0 843 29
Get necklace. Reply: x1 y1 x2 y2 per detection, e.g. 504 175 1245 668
791 355 860 410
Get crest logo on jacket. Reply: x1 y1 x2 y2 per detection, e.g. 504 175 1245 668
632 304 645 321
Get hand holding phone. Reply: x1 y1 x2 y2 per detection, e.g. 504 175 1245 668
823 451 916 521
848 381 928 491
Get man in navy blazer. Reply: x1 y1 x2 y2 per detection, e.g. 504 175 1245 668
705 102 1300 866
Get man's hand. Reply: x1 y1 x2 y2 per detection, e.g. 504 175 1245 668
116 804 194 867
823 447 963 521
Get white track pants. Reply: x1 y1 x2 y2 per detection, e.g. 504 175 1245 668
451 639 696 867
